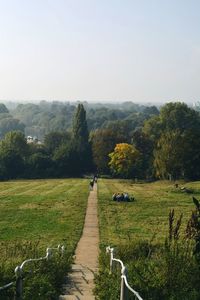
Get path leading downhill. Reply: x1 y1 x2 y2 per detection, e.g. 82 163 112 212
59 183 99 300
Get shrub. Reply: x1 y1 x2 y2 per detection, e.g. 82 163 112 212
0 241 71 299
95 209 200 300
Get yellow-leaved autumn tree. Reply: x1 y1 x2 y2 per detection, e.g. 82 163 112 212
108 143 139 178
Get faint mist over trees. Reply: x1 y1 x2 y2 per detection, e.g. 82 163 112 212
7 101 159 140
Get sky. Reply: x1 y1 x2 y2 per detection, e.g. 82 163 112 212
0 0 200 103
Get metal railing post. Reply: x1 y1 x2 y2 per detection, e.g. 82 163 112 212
106 246 114 274
15 266 23 300
61 245 65 257
110 247 114 274
120 275 124 300
120 266 127 300
0 244 64 299
106 246 143 300
46 247 52 260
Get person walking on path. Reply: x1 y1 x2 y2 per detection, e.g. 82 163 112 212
89 179 94 190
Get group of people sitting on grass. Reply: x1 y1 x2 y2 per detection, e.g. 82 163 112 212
112 192 134 202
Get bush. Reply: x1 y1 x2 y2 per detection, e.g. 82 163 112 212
0 241 72 299
95 210 200 300
94 253 120 300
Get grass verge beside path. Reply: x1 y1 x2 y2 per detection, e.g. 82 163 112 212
95 179 200 300
0 178 89 299
98 179 195 246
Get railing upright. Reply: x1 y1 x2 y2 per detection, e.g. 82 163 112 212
106 246 143 300
15 266 22 300
0 244 64 300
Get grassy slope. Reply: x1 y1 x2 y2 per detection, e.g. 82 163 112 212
0 178 89 251
96 179 200 300
98 179 198 246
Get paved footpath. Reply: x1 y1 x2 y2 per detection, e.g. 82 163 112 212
59 183 99 300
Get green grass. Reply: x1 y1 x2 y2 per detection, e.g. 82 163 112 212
0 178 89 250
0 178 89 298
95 179 200 300
98 179 197 246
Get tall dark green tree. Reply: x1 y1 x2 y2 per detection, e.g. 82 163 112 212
73 104 89 150
72 104 92 173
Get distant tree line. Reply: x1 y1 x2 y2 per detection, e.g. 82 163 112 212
0 101 200 180
5 100 158 140
0 104 92 179
91 102 200 180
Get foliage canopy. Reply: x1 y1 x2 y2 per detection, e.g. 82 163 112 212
108 143 139 178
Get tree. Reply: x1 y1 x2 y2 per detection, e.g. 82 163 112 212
154 130 184 180
26 143 53 178
91 128 126 173
103 120 133 143
27 152 52 178
73 104 89 151
154 129 200 180
72 104 92 172
178 129 200 180
143 102 200 180
0 131 28 157
44 131 71 155
159 102 200 132
143 102 200 142
53 143 81 176
143 115 162 142
0 118 25 138
132 129 154 178
0 131 28 179
0 103 9 113
0 106 25 139
108 143 140 178
143 105 159 117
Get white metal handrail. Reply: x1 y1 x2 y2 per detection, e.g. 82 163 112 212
0 244 64 299
0 281 14 291
113 258 125 270
106 246 143 300
17 248 50 271
123 275 143 300
18 245 64 271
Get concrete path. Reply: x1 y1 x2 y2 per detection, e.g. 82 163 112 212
59 183 99 300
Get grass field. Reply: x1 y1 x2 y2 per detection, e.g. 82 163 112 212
95 179 200 300
1 177 199 299
98 179 198 246
0 178 89 298
0 178 89 250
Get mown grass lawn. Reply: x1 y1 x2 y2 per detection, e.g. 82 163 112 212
0 178 89 250
0 178 89 299
95 179 200 300
98 179 198 246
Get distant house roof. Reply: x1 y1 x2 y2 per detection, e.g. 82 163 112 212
26 136 42 144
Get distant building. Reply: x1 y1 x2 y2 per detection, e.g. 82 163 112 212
26 136 42 145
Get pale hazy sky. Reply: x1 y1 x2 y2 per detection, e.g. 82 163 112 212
0 0 200 102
